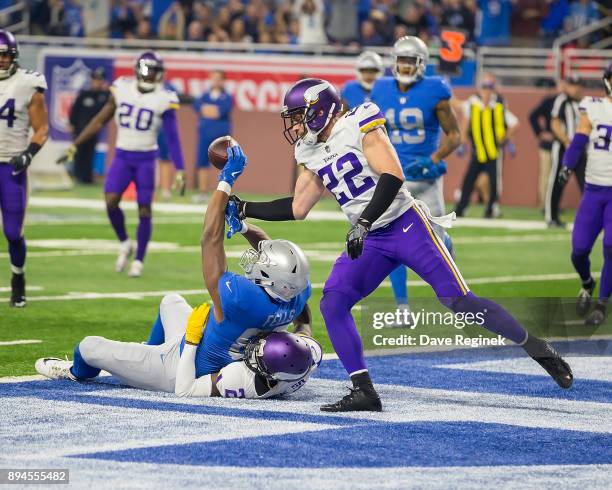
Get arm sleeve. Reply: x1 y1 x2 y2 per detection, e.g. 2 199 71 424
244 197 295 221
174 344 213 397
562 133 589 169
161 109 185 170
359 173 404 224
504 108 518 128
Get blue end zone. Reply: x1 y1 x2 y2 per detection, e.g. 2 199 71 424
76 421 612 468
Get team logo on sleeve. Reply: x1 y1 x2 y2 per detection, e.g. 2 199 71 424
51 60 92 133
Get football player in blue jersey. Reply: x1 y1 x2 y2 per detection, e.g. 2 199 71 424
35 145 322 399
341 51 384 110
370 36 461 319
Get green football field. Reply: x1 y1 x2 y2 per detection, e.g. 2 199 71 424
1 185 609 377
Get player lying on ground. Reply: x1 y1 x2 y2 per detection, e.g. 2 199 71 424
559 63 612 326
36 145 321 399
57 51 185 278
0 30 49 308
227 78 573 412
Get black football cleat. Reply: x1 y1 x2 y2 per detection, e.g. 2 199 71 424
523 335 573 389
585 302 607 327
576 280 596 317
10 273 26 308
321 386 382 412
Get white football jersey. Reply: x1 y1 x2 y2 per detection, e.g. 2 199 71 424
295 102 414 230
110 77 179 152
215 336 323 399
0 68 47 161
580 97 612 186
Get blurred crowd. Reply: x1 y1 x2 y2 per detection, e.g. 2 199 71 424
24 0 607 47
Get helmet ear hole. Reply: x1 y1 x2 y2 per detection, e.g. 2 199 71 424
260 270 269 278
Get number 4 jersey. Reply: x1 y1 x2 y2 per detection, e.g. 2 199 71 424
110 77 179 152
579 96 612 186
0 68 47 161
295 102 414 230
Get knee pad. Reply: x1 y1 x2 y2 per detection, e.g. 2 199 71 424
160 293 185 310
138 205 152 218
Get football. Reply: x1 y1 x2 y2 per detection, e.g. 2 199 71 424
208 135 238 169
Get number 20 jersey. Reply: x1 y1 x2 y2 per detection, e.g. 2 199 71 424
110 77 179 152
370 76 452 162
0 68 47 161
294 102 414 231
579 96 612 186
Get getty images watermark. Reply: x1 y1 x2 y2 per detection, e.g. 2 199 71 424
369 306 507 348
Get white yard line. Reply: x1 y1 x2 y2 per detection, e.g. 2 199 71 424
0 340 42 346
1 271 593 304
0 286 42 292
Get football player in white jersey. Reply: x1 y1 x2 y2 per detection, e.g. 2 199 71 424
0 31 49 307
228 78 573 411
560 63 612 326
57 52 185 277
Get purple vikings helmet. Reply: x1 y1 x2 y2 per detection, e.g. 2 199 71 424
244 332 313 382
604 63 612 97
0 30 19 80
281 78 342 145
135 51 164 92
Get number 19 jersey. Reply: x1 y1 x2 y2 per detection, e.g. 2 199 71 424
110 77 179 152
0 68 47 161
294 102 414 230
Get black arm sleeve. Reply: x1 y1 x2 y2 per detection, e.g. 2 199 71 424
244 197 295 221
359 173 404 225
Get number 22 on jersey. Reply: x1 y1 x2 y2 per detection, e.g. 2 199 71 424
317 152 375 205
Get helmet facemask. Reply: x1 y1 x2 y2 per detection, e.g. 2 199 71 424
136 58 163 92
357 68 382 91
604 70 612 97
0 45 18 80
244 333 275 380
393 55 425 86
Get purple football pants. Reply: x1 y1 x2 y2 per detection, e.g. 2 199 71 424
571 183 612 300
104 149 157 205
0 164 27 269
320 205 528 376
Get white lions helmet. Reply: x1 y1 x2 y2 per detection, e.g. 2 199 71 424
355 51 384 90
240 239 310 301
392 36 429 86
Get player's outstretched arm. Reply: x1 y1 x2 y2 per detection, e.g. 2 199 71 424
161 109 186 195
432 99 462 163
73 95 117 147
561 114 591 180
202 145 247 322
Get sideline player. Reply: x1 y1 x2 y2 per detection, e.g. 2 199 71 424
559 63 612 326
341 51 384 110
36 145 321 399
371 37 461 317
0 30 49 307
57 51 186 277
229 78 573 411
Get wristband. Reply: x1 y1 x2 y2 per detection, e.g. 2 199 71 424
217 181 232 195
26 142 42 157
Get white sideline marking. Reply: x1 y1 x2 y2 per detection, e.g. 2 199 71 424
1 271 595 303
0 286 43 292
28 197 567 230
0 340 42 346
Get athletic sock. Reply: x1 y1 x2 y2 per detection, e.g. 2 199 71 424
107 207 128 242
136 216 152 262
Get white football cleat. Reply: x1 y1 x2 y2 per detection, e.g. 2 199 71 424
128 260 144 278
35 357 76 381
386 304 413 328
115 239 133 273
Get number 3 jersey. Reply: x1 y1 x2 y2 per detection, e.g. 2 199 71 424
295 102 414 230
215 336 322 399
370 76 451 162
579 96 612 186
110 77 179 152
0 68 47 161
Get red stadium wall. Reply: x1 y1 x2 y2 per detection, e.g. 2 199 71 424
106 86 584 209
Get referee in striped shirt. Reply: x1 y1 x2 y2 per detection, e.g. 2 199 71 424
546 76 585 227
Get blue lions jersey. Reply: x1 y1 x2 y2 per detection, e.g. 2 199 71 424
341 79 371 109
371 76 452 164
185 271 311 377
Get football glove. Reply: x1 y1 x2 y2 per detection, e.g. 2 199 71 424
9 149 34 176
506 141 516 158
403 156 447 181
219 145 247 187
173 170 186 196
558 166 572 186
346 218 371 260
225 198 248 239
56 144 77 167
185 303 211 345
228 194 246 220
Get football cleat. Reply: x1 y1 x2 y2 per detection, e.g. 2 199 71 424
386 304 413 329
321 386 382 412
547 219 566 229
128 260 144 278
523 336 573 389
576 280 596 317
35 357 76 381
585 302 606 326
9 272 26 308
115 240 133 273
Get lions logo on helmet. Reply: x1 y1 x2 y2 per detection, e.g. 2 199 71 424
392 36 429 86
0 30 19 80
135 51 164 92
